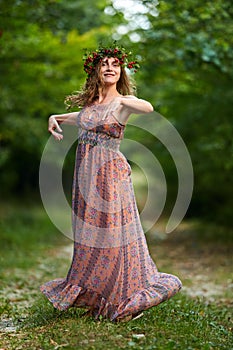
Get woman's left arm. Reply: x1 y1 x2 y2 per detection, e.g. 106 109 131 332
121 96 154 114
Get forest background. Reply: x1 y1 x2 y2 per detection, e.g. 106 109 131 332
0 0 232 228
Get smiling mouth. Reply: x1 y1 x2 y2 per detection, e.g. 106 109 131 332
104 73 115 76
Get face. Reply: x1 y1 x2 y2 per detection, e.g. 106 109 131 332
100 57 121 85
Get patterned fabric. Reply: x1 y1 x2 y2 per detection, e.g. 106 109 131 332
40 103 182 321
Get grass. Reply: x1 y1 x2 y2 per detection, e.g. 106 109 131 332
1 295 232 350
0 200 70 270
0 200 232 349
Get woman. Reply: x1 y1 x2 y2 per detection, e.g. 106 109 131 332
40 44 182 322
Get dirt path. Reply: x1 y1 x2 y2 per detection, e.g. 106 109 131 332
148 222 233 305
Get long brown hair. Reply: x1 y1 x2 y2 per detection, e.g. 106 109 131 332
65 60 136 109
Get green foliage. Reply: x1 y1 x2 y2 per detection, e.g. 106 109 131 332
0 0 107 34
0 0 109 193
112 0 233 224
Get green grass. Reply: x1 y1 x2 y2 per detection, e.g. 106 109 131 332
1 294 232 350
0 201 232 349
0 200 69 270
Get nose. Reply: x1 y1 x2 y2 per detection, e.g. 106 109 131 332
105 63 113 70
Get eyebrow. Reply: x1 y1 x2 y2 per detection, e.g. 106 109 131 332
102 58 119 63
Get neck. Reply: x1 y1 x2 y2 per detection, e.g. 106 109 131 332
98 85 120 104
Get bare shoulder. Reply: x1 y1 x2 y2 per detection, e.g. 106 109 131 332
122 95 138 100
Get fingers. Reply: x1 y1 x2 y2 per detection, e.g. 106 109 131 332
48 120 62 133
51 130 63 141
55 123 63 133
48 116 63 141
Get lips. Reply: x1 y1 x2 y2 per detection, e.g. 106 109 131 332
104 73 115 76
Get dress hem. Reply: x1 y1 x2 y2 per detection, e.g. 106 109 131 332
40 276 182 322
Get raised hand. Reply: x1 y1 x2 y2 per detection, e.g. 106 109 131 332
48 116 63 141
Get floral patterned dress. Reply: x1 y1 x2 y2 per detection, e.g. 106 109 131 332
40 103 182 321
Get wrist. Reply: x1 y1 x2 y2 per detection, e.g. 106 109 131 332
49 115 61 124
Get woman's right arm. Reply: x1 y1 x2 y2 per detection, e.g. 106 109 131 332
48 112 79 141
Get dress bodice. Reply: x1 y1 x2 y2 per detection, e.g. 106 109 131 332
77 104 125 151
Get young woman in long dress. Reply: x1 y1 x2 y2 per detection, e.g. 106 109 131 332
40 45 182 322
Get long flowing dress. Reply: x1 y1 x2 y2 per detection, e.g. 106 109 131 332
40 103 182 322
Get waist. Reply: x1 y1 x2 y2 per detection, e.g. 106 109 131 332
78 131 121 151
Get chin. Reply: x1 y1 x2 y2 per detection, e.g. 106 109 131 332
103 79 118 85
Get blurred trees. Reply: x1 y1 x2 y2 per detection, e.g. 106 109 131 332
0 0 232 225
143 0 233 224
0 0 109 192
111 0 233 224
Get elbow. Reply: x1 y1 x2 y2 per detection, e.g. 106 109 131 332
145 102 154 113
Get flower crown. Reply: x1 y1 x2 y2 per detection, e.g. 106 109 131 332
83 42 140 77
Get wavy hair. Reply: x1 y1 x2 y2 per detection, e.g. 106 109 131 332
65 61 136 109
